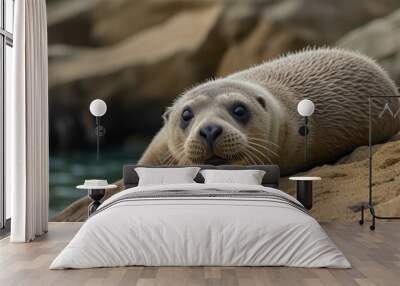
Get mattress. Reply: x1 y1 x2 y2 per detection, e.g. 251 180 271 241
50 183 350 269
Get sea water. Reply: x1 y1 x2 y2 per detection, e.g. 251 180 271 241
49 151 139 219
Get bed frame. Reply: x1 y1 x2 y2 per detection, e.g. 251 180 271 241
123 165 281 189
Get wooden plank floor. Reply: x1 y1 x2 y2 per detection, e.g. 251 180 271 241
0 222 399 286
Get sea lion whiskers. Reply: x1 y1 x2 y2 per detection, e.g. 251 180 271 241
247 137 280 150
247 140 280 159
244 147 265 164
162 153 172 165
249 137 280 149
246 133 280 160
247 133 280 148
246 143 273 163
162 144 179 162
241 148 263 165
163 152 177 165
251 149 269 165
247 146 274 164
174 146 191 165
160 150 174 165
236 151 247 164
240 151 255 165
247 145 275 166
258 150 273 165
164 142 185 165
163 143 182 160
246 134 280 151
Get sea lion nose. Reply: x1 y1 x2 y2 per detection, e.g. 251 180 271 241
199 124 223 145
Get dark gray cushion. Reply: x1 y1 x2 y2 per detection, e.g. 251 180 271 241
123 165 280 189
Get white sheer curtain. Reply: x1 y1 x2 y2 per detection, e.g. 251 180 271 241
6 0 49 242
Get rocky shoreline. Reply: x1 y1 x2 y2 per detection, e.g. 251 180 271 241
48 0 400 221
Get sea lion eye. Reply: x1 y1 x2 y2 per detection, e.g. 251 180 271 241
180 108 194 129
233 105 246 116
181 108 194 122
231 104 250 123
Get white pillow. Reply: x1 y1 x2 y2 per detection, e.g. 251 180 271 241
135 167 201 186
200 169 266 185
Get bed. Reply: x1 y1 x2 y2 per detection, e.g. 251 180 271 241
50 165 350 269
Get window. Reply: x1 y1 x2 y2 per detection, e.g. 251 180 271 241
0 0 14 230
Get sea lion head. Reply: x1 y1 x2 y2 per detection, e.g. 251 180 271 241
163 79 284 165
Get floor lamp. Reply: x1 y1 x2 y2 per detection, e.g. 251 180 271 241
297 99 315 163
359 95 400 230
89 99 107 161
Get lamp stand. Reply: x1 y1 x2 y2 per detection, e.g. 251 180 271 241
96 117 100 161
94 117 106 162
298 117 310 164
359 95 400 230
304 116 309 163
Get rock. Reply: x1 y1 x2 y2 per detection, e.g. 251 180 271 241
49 4 224 151
49 5 223 90
47 0 218 46
218 0 400 76
280 139 400 222
337 9 400 86
90 0 219 45
47 0 102 46
48 0 400 151
53 139 400 222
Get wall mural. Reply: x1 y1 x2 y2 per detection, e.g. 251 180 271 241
47 0 400 222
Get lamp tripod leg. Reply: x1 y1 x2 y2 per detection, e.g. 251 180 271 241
370 207 376 231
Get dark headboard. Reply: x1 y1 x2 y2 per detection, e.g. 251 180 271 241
123 165 280 189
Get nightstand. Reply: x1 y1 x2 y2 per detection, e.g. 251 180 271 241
77 180 117 216
289 177 321 210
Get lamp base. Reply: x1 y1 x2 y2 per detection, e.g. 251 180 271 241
88 189 105 216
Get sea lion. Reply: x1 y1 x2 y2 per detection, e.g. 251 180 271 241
140 48 400 175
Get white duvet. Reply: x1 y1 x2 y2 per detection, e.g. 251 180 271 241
50 183 350 269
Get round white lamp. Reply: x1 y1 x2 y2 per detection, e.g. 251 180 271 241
89 99 107 161
297 99 315 117
90 99 107 117
297 99 315 163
